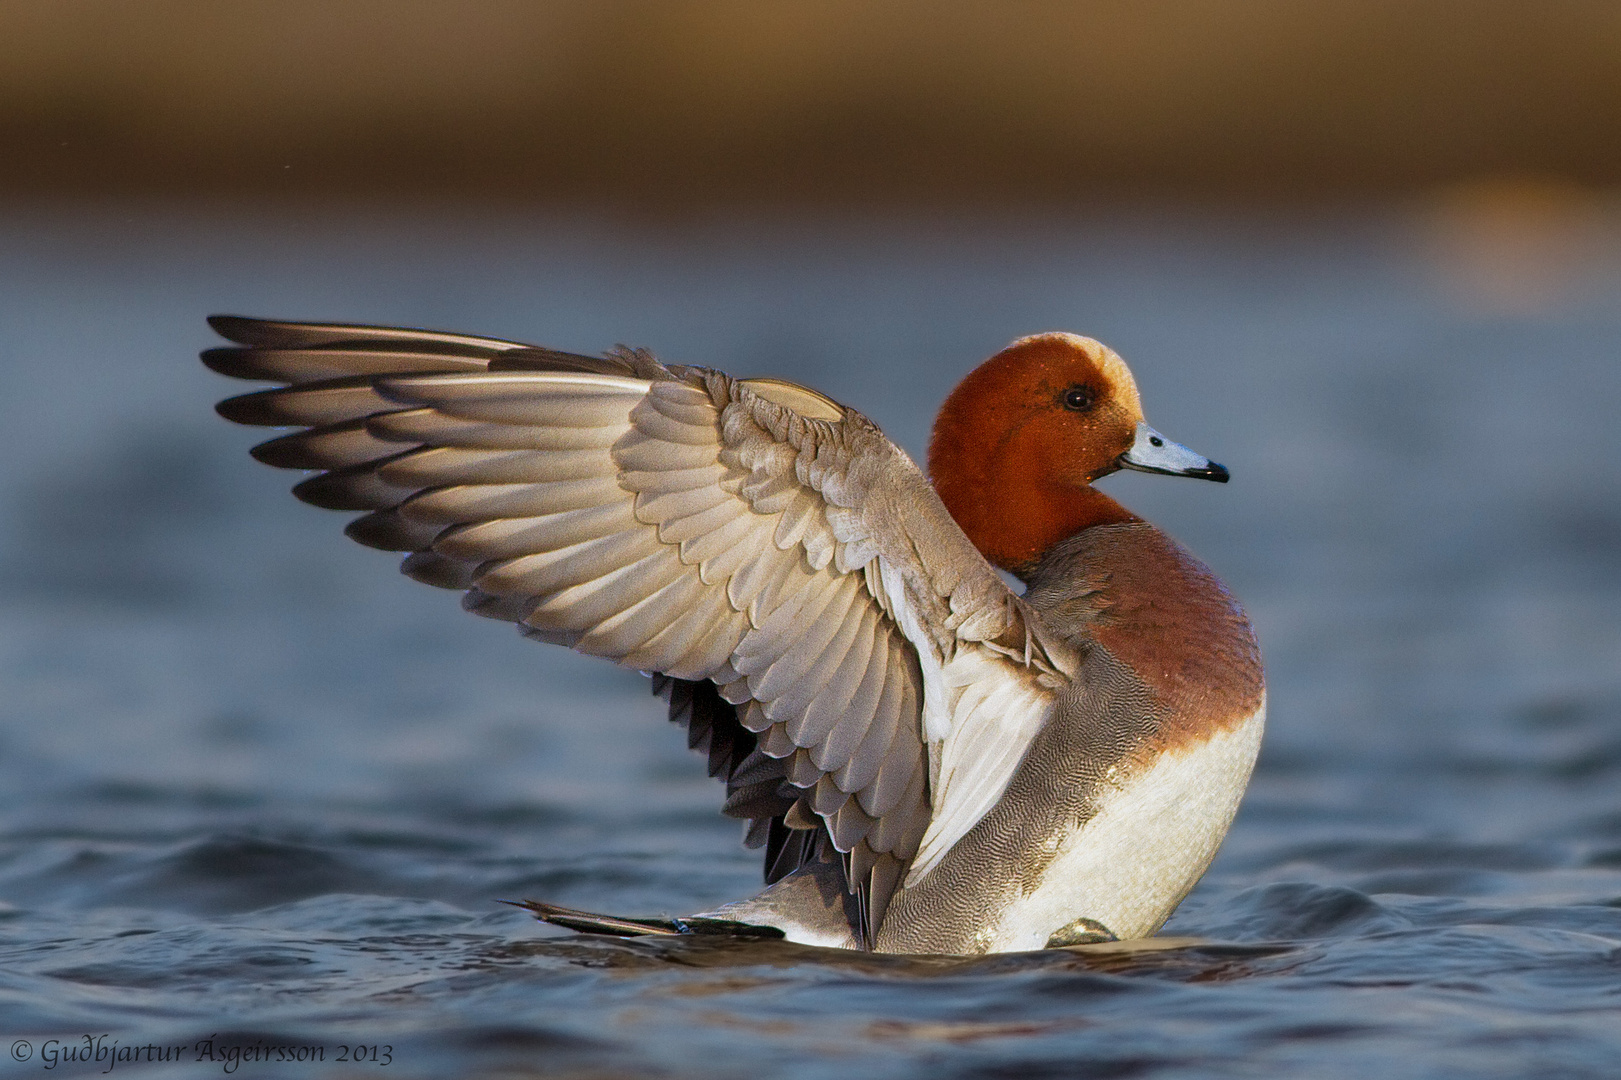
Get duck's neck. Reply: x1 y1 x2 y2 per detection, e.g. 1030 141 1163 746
933 465 1140 575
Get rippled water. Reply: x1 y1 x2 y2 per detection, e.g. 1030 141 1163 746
1 202 1619 1077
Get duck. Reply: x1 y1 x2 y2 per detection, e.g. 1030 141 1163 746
204 316 1264 954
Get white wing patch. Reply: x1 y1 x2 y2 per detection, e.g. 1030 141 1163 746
905 645 1057 885
872 555 952 744
868 553 1062 889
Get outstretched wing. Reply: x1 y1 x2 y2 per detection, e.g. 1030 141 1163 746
205 316 1074 944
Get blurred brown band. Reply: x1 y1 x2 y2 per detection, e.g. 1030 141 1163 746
4 0 1621 205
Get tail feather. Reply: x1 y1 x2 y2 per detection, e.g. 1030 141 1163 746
503 900 785 940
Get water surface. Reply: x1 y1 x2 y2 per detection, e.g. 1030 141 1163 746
1 202 1618 1077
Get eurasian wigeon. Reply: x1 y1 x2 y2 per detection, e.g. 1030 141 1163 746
205 317 1264 954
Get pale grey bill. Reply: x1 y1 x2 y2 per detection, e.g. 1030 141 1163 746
1117 422 1230 482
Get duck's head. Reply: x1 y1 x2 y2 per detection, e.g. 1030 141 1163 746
928 332 1228 574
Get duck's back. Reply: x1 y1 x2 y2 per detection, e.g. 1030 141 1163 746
875 522 1264 954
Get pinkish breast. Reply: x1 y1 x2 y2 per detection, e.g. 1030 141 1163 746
1024 521 1264 751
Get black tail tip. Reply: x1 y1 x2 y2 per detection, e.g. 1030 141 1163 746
501 899 785 941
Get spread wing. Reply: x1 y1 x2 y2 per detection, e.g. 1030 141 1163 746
205 315 1075 944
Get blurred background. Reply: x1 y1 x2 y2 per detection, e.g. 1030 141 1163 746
2 4 1620 1076
6 0 1621 204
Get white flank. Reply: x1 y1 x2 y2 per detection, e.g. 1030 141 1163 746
981 698 1266 952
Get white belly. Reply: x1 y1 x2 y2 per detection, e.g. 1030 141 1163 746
984 698 1266 951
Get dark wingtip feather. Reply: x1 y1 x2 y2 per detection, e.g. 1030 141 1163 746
209 315 355 349
400 550 477 590
516 624 583 647
291 457 412 510
344 509 444 553
215 387 289 426
463 588 541 624
215 395 250 424
208 314 537 354
208 315 364 350
490 347 645 376
248 430 328 470
200 346 268 381
207 314 269 345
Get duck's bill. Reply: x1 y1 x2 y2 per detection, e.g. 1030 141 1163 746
1118 422 1230 482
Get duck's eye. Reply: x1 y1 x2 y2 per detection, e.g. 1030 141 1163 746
1061 386 1096 412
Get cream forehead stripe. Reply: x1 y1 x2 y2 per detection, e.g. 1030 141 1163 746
1006 332 1141 412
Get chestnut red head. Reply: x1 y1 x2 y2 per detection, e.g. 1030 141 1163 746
928 333 1226 573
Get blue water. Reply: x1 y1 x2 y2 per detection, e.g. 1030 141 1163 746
0 201 1618 1078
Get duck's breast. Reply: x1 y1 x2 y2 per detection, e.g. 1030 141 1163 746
876 522 1265 954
